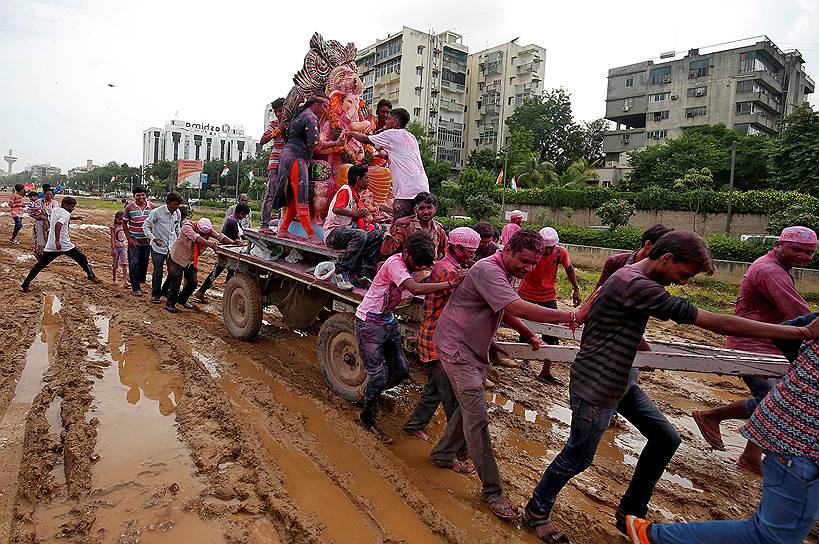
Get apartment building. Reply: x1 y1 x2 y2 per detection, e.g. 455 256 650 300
603 36 814 165
464 40 546 155
356 27 469 170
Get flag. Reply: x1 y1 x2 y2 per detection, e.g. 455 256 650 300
247 169 254 182
110 176 115 183
220 166 230 178
510 176 518 193
496 169 504 186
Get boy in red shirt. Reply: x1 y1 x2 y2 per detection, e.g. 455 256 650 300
517 227 582 384
9 184 25 244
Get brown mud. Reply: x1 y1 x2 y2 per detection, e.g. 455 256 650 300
0 207 813 543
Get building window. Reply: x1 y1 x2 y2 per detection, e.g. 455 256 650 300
687 86 707 97
646 129 668 140
622 97 635 111
416 66 423 76
375 39 401 62
652 110 669 121
413 107 421 116
508 97 513 105
374 58 401 79
734 123 762 136
648 92 671 102
688 58 710 79
625 77 634 88
650 66 672 85
415 87 422 96
685 106 707 117
417 45 424 55
736 102 754 115
362 87 373 106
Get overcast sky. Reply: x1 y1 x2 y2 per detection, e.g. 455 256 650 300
1 0 817 171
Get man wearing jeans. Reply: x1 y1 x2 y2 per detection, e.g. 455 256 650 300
124 186 154 296
522 231 819 544
355 233 463 444
21 197 102 291
142 192 183 304
430 229 588 523
324 164 384 290
626 312 819 544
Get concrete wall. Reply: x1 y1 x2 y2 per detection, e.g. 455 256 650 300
454 205 769 235
563 243 819 294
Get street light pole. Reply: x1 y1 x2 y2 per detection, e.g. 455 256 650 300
499 152 509 221
725 140 736 234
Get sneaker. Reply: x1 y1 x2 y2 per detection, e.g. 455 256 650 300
182 302 195 310
10 239 19 245
194 291 207 303
165 305 178 313
331 272 354 291
625 515 653 544
151 297 161 304
133 289 143 296
353 275 372 289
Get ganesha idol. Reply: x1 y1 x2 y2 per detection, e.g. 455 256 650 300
307 65 393 225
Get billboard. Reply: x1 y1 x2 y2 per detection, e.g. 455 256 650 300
177 160 203 188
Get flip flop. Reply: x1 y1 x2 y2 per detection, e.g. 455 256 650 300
736 457 762 476
487 496 522 522
536 374 565 387
692 411 725 451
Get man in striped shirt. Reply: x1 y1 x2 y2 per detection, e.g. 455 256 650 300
523 231 819 543
626 312 819 544
124 186 155 296
259 97 285 235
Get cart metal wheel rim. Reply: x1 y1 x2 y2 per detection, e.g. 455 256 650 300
227 286 250 328
326 329 365 387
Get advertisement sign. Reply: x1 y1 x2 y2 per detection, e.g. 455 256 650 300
177 160 203 188
200 173 208 186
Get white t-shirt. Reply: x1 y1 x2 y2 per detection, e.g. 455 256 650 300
45 207 74 252
369 129 429 200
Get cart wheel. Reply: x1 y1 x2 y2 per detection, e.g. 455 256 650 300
223 273 263 340
317 313 366 403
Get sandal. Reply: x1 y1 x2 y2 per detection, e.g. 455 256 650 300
692 411 725 451
444 459 475 475
536 374 565 386
525 506 570 543
487 495 522 522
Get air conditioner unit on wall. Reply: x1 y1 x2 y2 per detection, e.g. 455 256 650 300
695 89 705 97
662 75 672 83
622 105 630 111
670 95 679 100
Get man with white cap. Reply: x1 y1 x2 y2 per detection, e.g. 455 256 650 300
403 227 481 459
694 225 816 474
517 227 582 384
165 217 240 313
500 209 525 246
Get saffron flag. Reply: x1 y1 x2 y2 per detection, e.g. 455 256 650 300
496 169 504 186
220 166 230 178
510 176 518 193
247 170 254 182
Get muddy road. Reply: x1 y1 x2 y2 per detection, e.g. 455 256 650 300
0 205 801 543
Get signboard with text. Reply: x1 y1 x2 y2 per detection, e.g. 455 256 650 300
177 160 203 188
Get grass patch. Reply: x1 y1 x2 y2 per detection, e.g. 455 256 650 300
75 197 230 225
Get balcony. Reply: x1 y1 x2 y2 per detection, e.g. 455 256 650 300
374 71 400 85
517 62 542 74
441 79 466 92
740 91 783 113
603 128 645 155
734 110 778 133
806 74 815 94
441 99 465 113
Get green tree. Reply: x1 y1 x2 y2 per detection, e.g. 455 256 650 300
466 148 502 172
579 118 610 164
506 88 585 172
673 167 714 231
464 194 500 221
556 159 600 188
769 104 819 196
767 202 819 235
596 198 635 231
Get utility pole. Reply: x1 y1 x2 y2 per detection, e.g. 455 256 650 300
725 140 736 234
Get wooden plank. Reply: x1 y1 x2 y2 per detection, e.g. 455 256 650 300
495 342 789 378
243 228 343 259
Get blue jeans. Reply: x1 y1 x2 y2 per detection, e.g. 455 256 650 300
527 385 680 518
11 216 23 240
651 453 819 544
355 318 408 426
743 376 777 413
128 244 151 292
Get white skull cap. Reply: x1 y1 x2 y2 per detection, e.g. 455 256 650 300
539 227 559 247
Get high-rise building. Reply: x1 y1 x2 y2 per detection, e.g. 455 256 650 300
603 36 814 165
30 164 61 179
68 159 97 178
356 27 469 170
464 41 546 155
142 120 257 167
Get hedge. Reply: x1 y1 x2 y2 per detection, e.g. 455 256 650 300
436 216 819 270
436 185 819 216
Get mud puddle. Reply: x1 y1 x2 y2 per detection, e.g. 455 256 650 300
32 312 225 543
203 354 382 544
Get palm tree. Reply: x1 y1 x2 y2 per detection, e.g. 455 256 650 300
513 151 558 188
557 159 600 189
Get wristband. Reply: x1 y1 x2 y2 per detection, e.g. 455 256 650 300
567 311 578 333
798 326 812 341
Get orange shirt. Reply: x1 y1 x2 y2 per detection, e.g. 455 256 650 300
518 246 571 303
